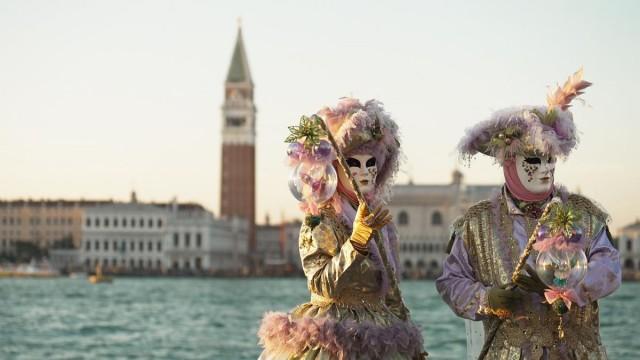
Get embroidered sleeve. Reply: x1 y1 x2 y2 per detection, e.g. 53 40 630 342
572 226 621 306
436 231 490 321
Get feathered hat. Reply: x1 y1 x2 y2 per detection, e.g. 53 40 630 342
458 68 591 164
317 98 401 201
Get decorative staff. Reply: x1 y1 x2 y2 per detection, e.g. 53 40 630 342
478 199 560 359
285 113 409 319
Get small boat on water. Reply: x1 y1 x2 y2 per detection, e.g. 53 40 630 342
88 264 113 284
0 259 60 278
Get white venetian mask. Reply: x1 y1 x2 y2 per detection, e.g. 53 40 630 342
515 154 556 193
337 154 378 195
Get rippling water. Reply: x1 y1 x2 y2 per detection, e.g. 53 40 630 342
1 278 638 359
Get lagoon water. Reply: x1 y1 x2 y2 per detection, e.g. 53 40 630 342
1 278 638 359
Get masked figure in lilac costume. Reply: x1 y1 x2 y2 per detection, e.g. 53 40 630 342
436 69 621 360
258 98 426 359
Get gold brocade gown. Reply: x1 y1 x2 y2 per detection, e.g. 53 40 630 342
258 205 425 360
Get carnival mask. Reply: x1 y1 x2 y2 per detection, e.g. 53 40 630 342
515 154 556 193
337 154 378 194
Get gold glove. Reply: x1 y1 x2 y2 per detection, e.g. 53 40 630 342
350 202 392 247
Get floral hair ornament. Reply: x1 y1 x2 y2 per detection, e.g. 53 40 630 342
458 68 592 165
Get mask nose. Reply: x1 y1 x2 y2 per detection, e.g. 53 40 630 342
541 162 554 174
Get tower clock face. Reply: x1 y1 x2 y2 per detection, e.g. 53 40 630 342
229 88 244 100
226 116 246 127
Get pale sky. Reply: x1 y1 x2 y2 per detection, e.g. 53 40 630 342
1 0 639 232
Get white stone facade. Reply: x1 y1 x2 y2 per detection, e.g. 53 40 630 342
165 205 248 273
256 220 302 270
81 203 168 272
388 171 498 278
80 200 249 274
619 220 640 271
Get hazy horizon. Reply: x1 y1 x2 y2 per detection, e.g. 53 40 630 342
1 1 639 232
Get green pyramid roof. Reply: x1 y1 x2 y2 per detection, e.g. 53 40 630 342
226 28 252 83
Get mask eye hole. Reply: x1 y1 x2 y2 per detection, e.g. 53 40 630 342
547 157 556 164
366 157 377 167
524 157 541 165
346 158 361 168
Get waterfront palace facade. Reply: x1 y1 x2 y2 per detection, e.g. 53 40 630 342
80 194 248 274
619 219 640 274
388 170 497 278
0 193 249 274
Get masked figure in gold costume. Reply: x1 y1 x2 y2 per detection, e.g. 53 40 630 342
258 98 426 359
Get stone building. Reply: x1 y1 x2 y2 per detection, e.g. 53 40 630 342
255 215 302 274
619 219 640 273
79 194 249 274
0 199 110 258
388 170 498 278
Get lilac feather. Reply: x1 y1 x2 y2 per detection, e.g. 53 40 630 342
258 312 424 360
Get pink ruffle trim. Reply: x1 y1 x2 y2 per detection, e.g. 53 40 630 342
258 312 424 360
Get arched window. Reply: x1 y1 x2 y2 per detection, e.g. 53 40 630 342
624 258 635 269
417 260 426 269
430 260 439 270
404 260 413 269
431 211 443 226
398 211 409 226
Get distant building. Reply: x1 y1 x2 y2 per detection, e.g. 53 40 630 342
619 219 640 272
80 193 249 274
49 248 80 273
165 201 249 273
256 215 302 274
388 170 498 278
0 199 111 257
81 196 168 273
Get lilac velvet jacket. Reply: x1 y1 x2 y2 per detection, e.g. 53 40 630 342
436 188 621 359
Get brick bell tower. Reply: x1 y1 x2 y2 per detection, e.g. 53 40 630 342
220 25 256 264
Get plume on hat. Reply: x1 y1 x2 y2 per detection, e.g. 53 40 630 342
458 68 591 164
547 68 592 111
